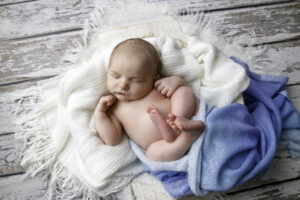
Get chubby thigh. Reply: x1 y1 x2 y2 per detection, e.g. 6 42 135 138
114 89 171 149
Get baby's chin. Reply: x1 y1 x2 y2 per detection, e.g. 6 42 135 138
114 93 134 101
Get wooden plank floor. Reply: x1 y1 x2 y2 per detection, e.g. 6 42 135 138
1 0 300 199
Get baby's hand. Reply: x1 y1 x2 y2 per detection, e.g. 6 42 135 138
96 94 116 113
155 76 185 97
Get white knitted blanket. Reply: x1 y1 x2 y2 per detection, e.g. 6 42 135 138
13 1 256 199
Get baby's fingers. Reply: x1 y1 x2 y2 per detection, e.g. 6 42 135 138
98 95 115 111
156 83 165 92
166 89 173 97
161 88 169 96
107 96 116 105
154 80 162 89
108 95 116 102
106 100 113 107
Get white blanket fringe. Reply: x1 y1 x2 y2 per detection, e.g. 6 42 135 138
14 80 136 199
11 0 266 199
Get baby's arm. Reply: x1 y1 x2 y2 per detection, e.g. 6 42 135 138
94 95 122 146
155 76 185 97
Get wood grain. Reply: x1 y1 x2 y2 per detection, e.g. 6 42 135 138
206 2 300 44
288 84 300 112
0 0 38 6
0 173 47 200
0 0 93 41
229 178 300 200
0 133 24 176
0 31 80 85
250 40 300 85
0 1 298 42
0 80 39 135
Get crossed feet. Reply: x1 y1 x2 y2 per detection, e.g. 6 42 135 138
147 104 205 143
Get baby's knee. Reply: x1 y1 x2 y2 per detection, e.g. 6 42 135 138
171 86 197 117
146 147 166 162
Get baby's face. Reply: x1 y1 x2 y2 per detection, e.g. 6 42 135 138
107 53 156 101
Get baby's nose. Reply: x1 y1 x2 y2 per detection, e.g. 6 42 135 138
119 79 129 90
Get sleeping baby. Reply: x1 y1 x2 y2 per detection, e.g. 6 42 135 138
94 38 205 162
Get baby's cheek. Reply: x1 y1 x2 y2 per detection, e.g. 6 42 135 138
133 86 147 96
107 83 114 93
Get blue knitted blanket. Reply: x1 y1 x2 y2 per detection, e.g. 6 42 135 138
130 57 300 198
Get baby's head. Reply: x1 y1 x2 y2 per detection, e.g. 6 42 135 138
107 38 161 101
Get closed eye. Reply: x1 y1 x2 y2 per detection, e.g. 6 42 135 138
110 72 120 79
132 78 144 83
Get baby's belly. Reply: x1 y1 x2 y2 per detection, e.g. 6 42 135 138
121 91 171 149
125 113 163 149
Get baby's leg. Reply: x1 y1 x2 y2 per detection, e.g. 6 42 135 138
146 132 198 162
171 86 196 118
147 105 177 142
168 86 204 133
167 114 205 133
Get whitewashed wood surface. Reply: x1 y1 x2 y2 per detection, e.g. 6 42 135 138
0 0 300 199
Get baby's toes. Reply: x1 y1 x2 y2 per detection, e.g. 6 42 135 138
173 121 184 130
166 119 173 127
166 119 177 130
147 104 155 113
172 124 180 131
168 113 177 121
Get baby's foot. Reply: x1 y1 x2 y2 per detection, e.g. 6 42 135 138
167 113 205 134
147 105 177 142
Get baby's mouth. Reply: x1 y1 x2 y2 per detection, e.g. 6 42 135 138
115 91 127 95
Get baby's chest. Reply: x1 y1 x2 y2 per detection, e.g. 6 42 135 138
114 103 150 135
114 92 171 127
